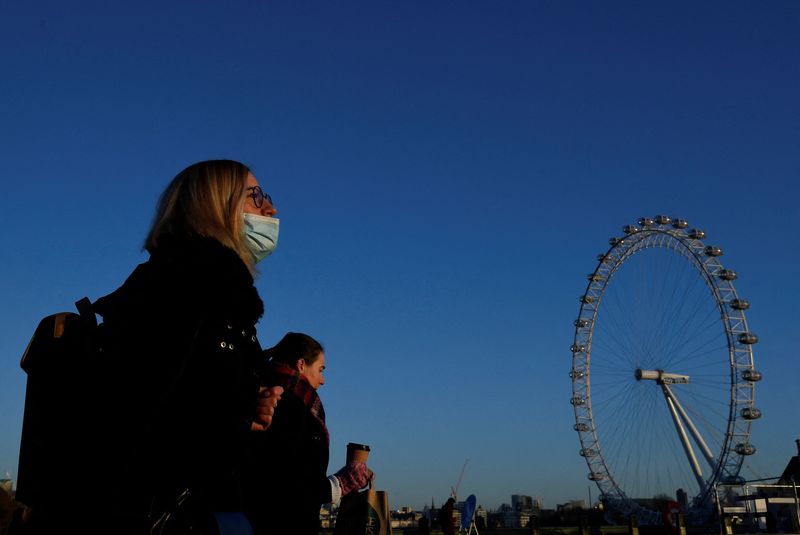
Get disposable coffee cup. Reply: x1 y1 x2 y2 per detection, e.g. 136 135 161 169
346 442 370 464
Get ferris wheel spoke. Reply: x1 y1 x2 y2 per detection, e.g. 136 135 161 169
594 305 643 368
660 308 721 367
667 343 729 372
653 304 718 372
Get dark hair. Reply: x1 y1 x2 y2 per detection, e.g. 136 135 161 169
267 332 324 366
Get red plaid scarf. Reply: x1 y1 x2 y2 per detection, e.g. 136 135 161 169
262 361 329 446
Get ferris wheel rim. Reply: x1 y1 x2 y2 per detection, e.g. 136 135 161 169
570 217 759 522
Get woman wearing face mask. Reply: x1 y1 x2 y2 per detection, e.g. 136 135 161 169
243 332 373 535
82 160 284 533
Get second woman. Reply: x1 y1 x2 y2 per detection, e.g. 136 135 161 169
244 332 373 535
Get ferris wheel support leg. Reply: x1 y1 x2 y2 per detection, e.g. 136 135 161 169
663 384 706 492
662 383 717 467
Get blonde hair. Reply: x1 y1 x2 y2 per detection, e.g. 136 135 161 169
145 159 255 272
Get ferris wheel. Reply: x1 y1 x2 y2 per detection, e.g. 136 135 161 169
569 216 761 524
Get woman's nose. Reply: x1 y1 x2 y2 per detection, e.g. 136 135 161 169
261 201 277 217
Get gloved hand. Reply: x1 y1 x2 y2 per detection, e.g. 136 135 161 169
334 462 373 496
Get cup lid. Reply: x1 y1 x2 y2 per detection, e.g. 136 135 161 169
347 442 370 451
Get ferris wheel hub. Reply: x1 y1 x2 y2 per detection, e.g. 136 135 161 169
635 369 690 384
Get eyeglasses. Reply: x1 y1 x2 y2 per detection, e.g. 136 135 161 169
247 186 274 209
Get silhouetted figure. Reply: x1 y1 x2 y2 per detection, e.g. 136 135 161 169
439 498 456 535
766 511 777 533
0 485 12 534
21 160 283 534
418 514 430 535
528 514 540 535
244 333 373 535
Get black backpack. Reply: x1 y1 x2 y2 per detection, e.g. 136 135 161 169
15 298 107 519
15 299 252 534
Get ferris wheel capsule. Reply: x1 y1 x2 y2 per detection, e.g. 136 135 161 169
730 299 750 310
738 333 759 344
735 443 757 456
688 229 706 239
672 219 689 229
742 369 762 382
718 269 738 281
655 215 671 225
740 407 762 420
623 225 639 234
638 217 655 227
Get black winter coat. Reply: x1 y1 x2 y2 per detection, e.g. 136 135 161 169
92 235 265 528
243 388 332 535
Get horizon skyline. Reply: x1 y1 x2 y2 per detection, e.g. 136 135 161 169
6 451 800 513
5 406 799 512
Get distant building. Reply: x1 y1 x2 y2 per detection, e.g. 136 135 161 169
493 503 514 527
778 439 800 484
389 507 420 529
512 494 534 513
713 439 800 533
557 500 586 511
422 500 436 524
486 495 539 528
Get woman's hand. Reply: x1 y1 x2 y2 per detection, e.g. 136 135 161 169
334 462 374 496
250 386 283 431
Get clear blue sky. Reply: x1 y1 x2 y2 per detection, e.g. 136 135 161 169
1 1 798 511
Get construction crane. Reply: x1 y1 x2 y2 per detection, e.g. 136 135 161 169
450 458 469 501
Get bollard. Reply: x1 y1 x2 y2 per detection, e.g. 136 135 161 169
529 515 540 535
722 515 733 535
628 514 639 535
579 516 589 535
676 512 687 535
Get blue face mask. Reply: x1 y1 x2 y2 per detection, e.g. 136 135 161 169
243 214 279 263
